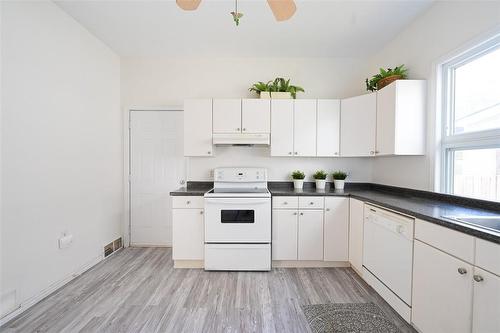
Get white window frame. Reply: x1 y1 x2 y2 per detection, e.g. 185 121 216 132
440 34 500 196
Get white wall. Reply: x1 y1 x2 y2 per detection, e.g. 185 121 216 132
1 1 122 320
122 56 373 181
367 1 500 190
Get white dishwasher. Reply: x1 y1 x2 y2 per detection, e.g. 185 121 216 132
363 204 414 322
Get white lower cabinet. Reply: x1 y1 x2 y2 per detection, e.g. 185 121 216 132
472 267 500 333
412 240 473 333
348 198 364 273
272 209 298 260
172 208 204 260
298 210 324 260
323 197 349 261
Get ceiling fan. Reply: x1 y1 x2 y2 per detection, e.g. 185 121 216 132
176 0 297 25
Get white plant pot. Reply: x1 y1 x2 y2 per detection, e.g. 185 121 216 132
259 91 271 99
271 92 292 99
333 179 345 190
293 179 304 189
315 179 326 190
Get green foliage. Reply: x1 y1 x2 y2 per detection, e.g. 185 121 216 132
313 170 327 180
365 64 408 91
332 170 348 180
291 170 306 180
249 77 305 99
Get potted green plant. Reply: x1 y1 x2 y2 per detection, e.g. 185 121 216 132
313 170 328 190
365 65 408 91
332 170 348 190
291 170 305 189
249 77 304 99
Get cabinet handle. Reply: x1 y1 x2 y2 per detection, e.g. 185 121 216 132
458 267 467 275
300 212 304 216
375 150 380 154
293 212 297 215
283 202 288 205
309 202 314 205
236 128 240 131
207 151 211 155
473 275 484 282
200 210 204 215
186 201 191 205
242 128 246 131
369 208 376 213
370 151 375 155
294 152 298 155
288 152 292 155
326 208 330 211
334 152 339 155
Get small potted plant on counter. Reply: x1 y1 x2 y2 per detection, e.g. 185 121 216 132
291 170 305 190
365 64 408 91
332 170 348 190
313 170 327 190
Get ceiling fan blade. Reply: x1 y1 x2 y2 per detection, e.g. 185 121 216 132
267 0 296 21
176 0 202 11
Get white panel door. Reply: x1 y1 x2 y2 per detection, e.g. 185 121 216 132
272 209 298 260
130 111 185 246
172 208 204 260
317 99 340 157
349 198 364 273
472 267 500 333
242 99 270 133
213 99 241 133
271 100 294 156
184 99 213 157
412 240 473 333
340 93 376 157
324 197 349 261
298 210 324 260
294 99 317 157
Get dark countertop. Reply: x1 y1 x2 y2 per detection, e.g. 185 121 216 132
170 181 500 244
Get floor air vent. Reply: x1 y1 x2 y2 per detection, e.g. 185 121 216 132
104 237 123 258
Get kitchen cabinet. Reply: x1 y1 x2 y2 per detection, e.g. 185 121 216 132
376 80 426 155
172 197 204 260
272 209 298 260
348 198 364 274
242 99 270 133
270 100 294 156
213 99 241 133
472 267 500 333
340 93 376 157
323 197 349 261
412 240 473 333
184 99 214 157
294 99 317 157
316 99 340 157
298 210 324 260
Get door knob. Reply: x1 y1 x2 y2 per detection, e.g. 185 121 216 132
473 275 484 282
457 267 467 275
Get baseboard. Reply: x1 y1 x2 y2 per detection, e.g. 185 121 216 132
0 254 103 326
130 244 171 248
272 260 350 268
174 260 204 268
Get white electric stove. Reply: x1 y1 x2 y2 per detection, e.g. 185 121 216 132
204 167 271 271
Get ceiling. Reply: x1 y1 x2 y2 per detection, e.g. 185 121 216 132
56 0 434 57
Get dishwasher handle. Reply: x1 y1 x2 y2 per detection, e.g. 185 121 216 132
365 209 414 240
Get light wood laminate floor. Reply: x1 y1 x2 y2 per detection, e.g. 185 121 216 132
2 247 416 333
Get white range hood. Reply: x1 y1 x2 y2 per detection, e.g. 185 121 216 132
212 133 270 145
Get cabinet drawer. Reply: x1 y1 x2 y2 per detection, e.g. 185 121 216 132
415 219 475 263
475 238 500 276
172 196 205 209
299 196 324 209
273 196 299 209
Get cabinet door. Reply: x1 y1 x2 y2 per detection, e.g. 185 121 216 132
172 208 204 260
376 82 396 155
184 99 214 156
270 100 294 156
472 267 500 333
412 240 473 333
272 210 298 260
324 197 349 261
317 99 340 157
242 99 270 133
349 198 364 273
294 99 317 157
340 93 376 157
298 210 324 260
213 99 241 133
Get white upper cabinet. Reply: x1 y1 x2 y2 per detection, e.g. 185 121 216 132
340 93 377 157
294 99 317 157
317 99 340 157
271 100 294 156
242 99 270 133
213 99 241 133
376 80 426 155
183 99 214 157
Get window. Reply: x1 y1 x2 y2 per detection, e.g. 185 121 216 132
441 35 500 202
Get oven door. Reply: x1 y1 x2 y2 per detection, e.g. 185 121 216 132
204 197 271 243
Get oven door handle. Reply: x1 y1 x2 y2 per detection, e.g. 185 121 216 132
205 198 270 205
